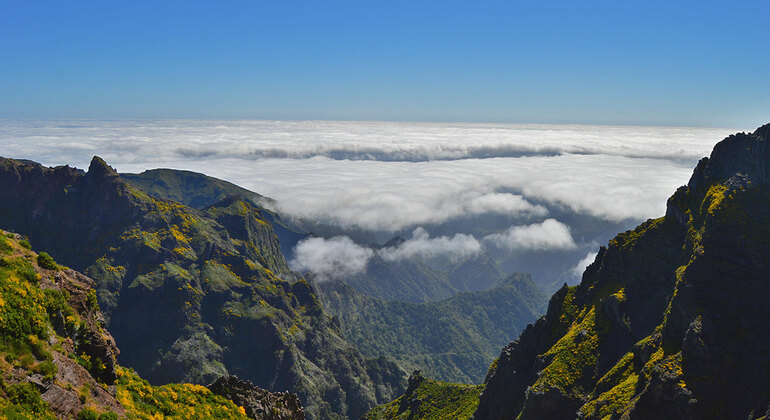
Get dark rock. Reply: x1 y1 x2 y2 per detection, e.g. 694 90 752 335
208 375 305 420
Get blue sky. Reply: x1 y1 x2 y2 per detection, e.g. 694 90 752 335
1 1 768 126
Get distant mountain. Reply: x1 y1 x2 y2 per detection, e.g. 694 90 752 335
343 251 508 303
0 157 406 419
123 168 308 260
474 124 770 419
123 167 512 302
0 228 303 419
318 273 547 384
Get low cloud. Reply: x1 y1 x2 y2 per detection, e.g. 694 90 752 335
484 219 577 251
289 236 373 281
571 251 599 277
379 227 482 263
466 193 548 217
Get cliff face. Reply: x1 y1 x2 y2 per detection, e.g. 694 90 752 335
474 124 770 419
0 157 406 419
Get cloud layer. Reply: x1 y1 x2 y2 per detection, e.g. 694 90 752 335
2 119 741 283
484 219 577 251
289 221 581 280
0 120 737 166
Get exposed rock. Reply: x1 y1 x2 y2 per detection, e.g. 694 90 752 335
208 376 304 420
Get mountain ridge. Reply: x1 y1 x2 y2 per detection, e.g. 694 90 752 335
0 156 406 419
472 123 770 419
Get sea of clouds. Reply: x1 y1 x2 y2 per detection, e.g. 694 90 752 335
0 119 741 281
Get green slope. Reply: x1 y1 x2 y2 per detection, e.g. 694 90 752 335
0 229 268 419
319 273 547 384
123 167 508 302
0 157 406 419
364 371 483 420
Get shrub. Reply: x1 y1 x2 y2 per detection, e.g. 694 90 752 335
32 360 58 380
86 289 100 311
37 252 59 271
76 407 99 420
0 236 12 254
4 382 48 414
78 383 90 404
18 239 31 250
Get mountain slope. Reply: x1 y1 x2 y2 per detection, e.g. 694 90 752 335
364 371 484 420
0 157 406 419
122 168 308 261
319 274 546 384
0 228 304 419
474 124 770 419
124 168 509 302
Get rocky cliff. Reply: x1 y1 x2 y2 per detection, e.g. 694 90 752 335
473 124 770 419
0 157 406 419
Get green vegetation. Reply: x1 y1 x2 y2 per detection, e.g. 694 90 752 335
365 373 483 420
0 230 259 420
0 381 56 419
36 252 59 271
76 407 118 420
0 157 406 419
114 367 248 419
320 274 547 384
534 306 602 394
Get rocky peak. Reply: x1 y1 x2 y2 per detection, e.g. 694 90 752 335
406 370 426 393
87 155 118 177
688 123 770 190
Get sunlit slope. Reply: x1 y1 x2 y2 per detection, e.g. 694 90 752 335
0 157 406 419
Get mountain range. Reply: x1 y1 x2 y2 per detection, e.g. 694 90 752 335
2 123 769 419
0 157 407 419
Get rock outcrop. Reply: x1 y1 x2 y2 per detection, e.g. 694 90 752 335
208 375 305 420
473 124 770 419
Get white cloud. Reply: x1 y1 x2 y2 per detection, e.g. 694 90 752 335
466 193 548 217
0 120 740 230
288 228 485 279
0 120 736 165
289 236 373 281
484 219 577 251
571 251 599 277
379 227 482 263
